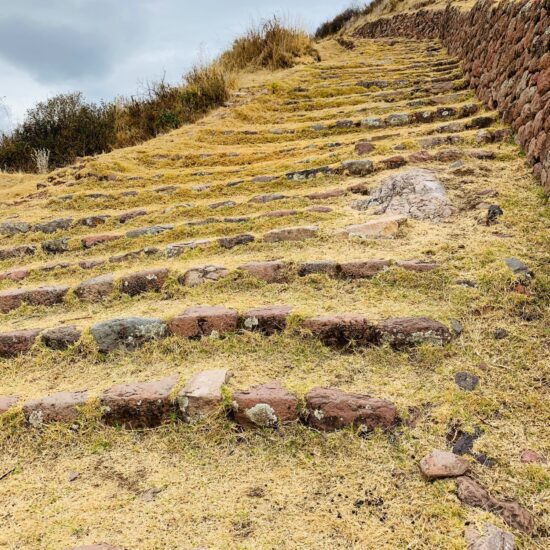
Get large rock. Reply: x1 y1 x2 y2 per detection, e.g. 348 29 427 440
302 314 378 348
41 325 81 350
0 221 30 235
464 523 515 550
74 274 114 302
341 159 375 176
179 265 229 287
101 376 178 429
0 329 41 357
263 226 318 243
241 305 292 335
91 318 167 353
238 260 289 283
419 450 470 480
354 169 454 221
23 390 88 426
168 306 238 338
377 317 452 348
232 381 299 428
33 218 73 234
344 215 407 239
304 387 399 432
177 369 232 422
120 268 169 296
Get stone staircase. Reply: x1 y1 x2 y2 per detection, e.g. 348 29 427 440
0 37 548 549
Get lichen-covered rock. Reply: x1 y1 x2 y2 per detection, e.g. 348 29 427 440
168 306 238 338
232 381 299 428
41 325 81 350
120 268 169 296
377 317 452 348
23 390 88 426
0 221 30 235
33 218 73 234
304 387 399 432
179 265 229 287
91 317 167 353
74 274 114 302
340 159 375 176
241 305 292 335
218 233 255 249
42 237 69 254
238 260 289 283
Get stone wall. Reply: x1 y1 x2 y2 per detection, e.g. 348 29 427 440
355 0 550 192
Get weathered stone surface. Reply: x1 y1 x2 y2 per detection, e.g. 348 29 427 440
74 274 114 302
0 329 40 357
339 260 390 279
250 193 287 203
168 306 238 338
0 221 30 235
165 239 212 258
79 259 106 270
0 286 68 313
354 169 453 221
0 289 26 313
238 260 289 283
34 218 73 234
101 376 178 429
341 159 375 176
179 265 229 287
120 268 169 296
78 215 110 227
0 268 30 282
306 188 345 200
177 369 231 422
262 209 297 218
419 450 470 480
303 314 377 348
118 209 147 223
380 155 407 169
209 200 236 209
42 237 69 254
355 141 375 155
232 381 299 428
454 372 479 392
264 226 318 243
23 390 88 426
0 395 19 414
41 325 81 350
126 225 173 238
242 305 292 335
456 476 534 533
91 318 167 353
298 260 339 278
0 245 36 261
304 387 399 432
218 234 254 249
81 234 120 249
344 215 407 239
464 523 515 550
377 317 452 348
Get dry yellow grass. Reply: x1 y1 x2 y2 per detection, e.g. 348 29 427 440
0 35 549 550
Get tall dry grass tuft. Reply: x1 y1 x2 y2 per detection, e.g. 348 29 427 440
221 16 318 71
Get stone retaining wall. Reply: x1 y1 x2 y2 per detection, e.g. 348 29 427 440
355 0 550 192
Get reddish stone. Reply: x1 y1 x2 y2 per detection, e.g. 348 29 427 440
536 68 550 95
520 449 546 464
0 245 36 261
168 306 238 338
177 369 232 422
23 390 88 426
380 155 407 169
0 268 30 282
339 260 391 279
238 260 289 283
101 376 178 429
355 141 375 155
120 268 169 296
118 209 147 223
408 150 434 163
0 329 41 357
307 206 333 213
262 209 298 218
232 381 299 428
81 234 120 249
241 305 292 335
377 317 452 348
305 189 345 200
41 325 81 350
0 289 26 313
302 314 378 348
74 274 114 302
304 387 399 432
27 286 69 308
0 396 19 414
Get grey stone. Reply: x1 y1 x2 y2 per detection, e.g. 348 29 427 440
126 225 173 238
179 265 230 287
465 523 514 550
454 372 479 392
0 221 30 235
91 317 167 353
33 218 73 234
42 238 69 254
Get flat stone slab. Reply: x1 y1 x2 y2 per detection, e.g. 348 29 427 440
74 274 114 302
419 450 470 480
304 387 399 432
344 215 407 239
339 260 391 279
0 329 41 358
298 260 339 278
303 314 378 348
241 305 293 335
178 369 232 422
238 260 289 283
81 234 120 248
101 376 178 429
120 268 169 296
23 390 88 426
91 317 167 353
377 317 452 348
0 286 68 313
168 306 238 338
464 523 515 550
41 325 82 350
180 265 230 287
263 226 318 243
232 381 299 428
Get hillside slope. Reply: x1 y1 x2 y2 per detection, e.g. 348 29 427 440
0 32 549 549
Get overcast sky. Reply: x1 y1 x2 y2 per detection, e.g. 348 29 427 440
0 0 356 132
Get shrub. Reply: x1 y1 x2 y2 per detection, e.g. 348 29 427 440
315 7 364 39
221 16 317 71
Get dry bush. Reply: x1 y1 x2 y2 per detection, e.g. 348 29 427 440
221 16 317 71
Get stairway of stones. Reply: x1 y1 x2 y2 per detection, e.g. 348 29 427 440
0 38 548 549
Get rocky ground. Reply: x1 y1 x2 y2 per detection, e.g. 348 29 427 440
0 37 548 549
